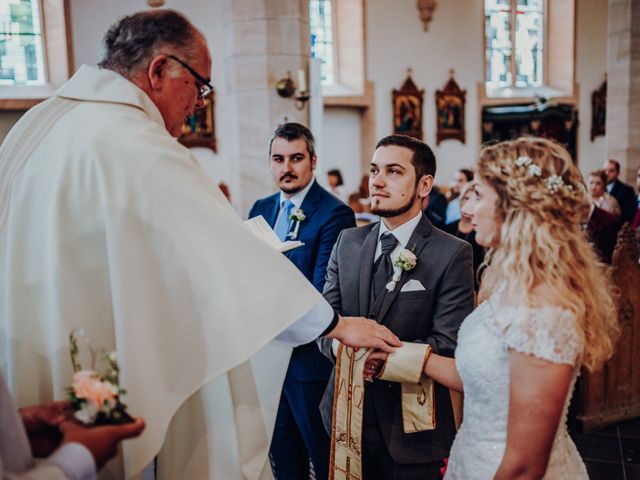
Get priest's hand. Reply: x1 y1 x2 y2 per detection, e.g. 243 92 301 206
60 417 145 468
327 316 401 352
20 400 71 457
364 350 389 381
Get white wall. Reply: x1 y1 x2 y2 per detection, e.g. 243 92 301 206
366 0 483 186
319 107 362 195
576 0 608 177
343 0 609 187
0 0 613 193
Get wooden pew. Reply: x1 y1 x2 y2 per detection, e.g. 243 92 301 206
575 224 640 432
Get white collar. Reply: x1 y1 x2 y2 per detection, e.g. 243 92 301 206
279 178 315 209
377 211 423 249
56 65 165 130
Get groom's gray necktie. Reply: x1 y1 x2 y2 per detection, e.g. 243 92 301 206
372 232 398 303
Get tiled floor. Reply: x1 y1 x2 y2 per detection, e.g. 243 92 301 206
569 417 640 480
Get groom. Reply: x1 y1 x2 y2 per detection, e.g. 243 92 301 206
319 135 474 479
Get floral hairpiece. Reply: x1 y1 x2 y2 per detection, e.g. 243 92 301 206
514 155 573 194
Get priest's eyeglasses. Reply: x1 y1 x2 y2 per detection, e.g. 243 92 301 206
167 54 214 100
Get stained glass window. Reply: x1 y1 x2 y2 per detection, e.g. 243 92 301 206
485 0 544 89
0 0 46 86
309 0 335 85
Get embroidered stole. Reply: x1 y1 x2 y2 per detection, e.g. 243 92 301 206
329 343 436 480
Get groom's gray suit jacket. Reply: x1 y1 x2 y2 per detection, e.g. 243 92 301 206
318 213 474 465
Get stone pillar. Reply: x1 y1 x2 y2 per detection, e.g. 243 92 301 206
606 0 640 182
222 0 311 216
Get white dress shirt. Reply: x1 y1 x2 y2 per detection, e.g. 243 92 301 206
274 178 316 227
376 211 423 263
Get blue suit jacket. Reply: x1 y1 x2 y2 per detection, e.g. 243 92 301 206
249 180 356 381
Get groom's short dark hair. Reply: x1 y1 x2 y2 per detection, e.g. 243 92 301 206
376 135 436 182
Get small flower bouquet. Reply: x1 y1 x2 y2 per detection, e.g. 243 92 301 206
66 329 132 425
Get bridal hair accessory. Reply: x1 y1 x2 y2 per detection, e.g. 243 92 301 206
387 249 418 292
514 156 574 194
66 329 132 425
287 208 306 240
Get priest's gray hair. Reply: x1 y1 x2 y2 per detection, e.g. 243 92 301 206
98 9 202 78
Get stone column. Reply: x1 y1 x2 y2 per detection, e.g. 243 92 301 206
222 0 311 216
606 0 640 182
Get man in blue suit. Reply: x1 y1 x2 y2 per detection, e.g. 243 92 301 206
249 123 356 479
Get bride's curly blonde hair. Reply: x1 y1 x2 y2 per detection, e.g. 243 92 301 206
477 137 618 371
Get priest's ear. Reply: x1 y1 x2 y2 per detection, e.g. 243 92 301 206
146 55 170 91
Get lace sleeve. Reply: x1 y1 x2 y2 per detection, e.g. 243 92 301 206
488 303 583 366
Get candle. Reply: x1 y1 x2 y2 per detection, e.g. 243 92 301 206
297 69 307 93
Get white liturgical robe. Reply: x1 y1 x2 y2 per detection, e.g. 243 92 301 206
0 66 333 479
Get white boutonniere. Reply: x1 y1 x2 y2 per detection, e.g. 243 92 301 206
287 208 306 240
386 249 418 292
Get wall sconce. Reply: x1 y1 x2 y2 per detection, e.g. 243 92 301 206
275 70 310 110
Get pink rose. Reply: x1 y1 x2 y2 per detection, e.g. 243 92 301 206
72 370 118 412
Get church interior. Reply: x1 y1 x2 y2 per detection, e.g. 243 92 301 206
0 0 638 479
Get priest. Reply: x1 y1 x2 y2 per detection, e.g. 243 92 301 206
0 9 399 479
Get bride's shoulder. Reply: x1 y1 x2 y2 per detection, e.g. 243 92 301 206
486 294 583 366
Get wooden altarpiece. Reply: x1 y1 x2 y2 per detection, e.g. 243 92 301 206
392 69 424 140
435 70 466 145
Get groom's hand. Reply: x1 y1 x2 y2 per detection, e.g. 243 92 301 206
327 316 401 352
364 350 389 380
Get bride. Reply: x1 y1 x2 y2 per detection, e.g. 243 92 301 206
402 138 617 478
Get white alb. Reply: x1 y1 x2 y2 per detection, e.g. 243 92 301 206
445 295 588 479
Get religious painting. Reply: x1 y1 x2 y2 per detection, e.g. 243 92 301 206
591 78 606 141
435 71 466 145
392 70 424 140
179 94 217 152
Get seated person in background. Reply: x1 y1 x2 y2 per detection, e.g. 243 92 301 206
604 159 637 223
0 372 145 479
589 169 621 218
586 203 621 264
445 168 474 225
327 168 348 203
422 184 447 229
444 183 485 291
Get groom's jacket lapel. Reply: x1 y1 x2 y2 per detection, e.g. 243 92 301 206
294 180 322 238
358 223 379 317
377 214 432 324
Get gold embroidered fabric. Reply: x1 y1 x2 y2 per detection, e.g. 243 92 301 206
378 343 436 433
329 345 369 480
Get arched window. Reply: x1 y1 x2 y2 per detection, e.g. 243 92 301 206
0 0 72 110
484 0 575 100
310 0 335 85
309 0 364 96
0 0 46 86
485 0 544 90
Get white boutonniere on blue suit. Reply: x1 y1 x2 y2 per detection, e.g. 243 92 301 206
287 208 306 240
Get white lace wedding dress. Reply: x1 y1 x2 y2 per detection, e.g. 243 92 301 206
444 295 589 479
